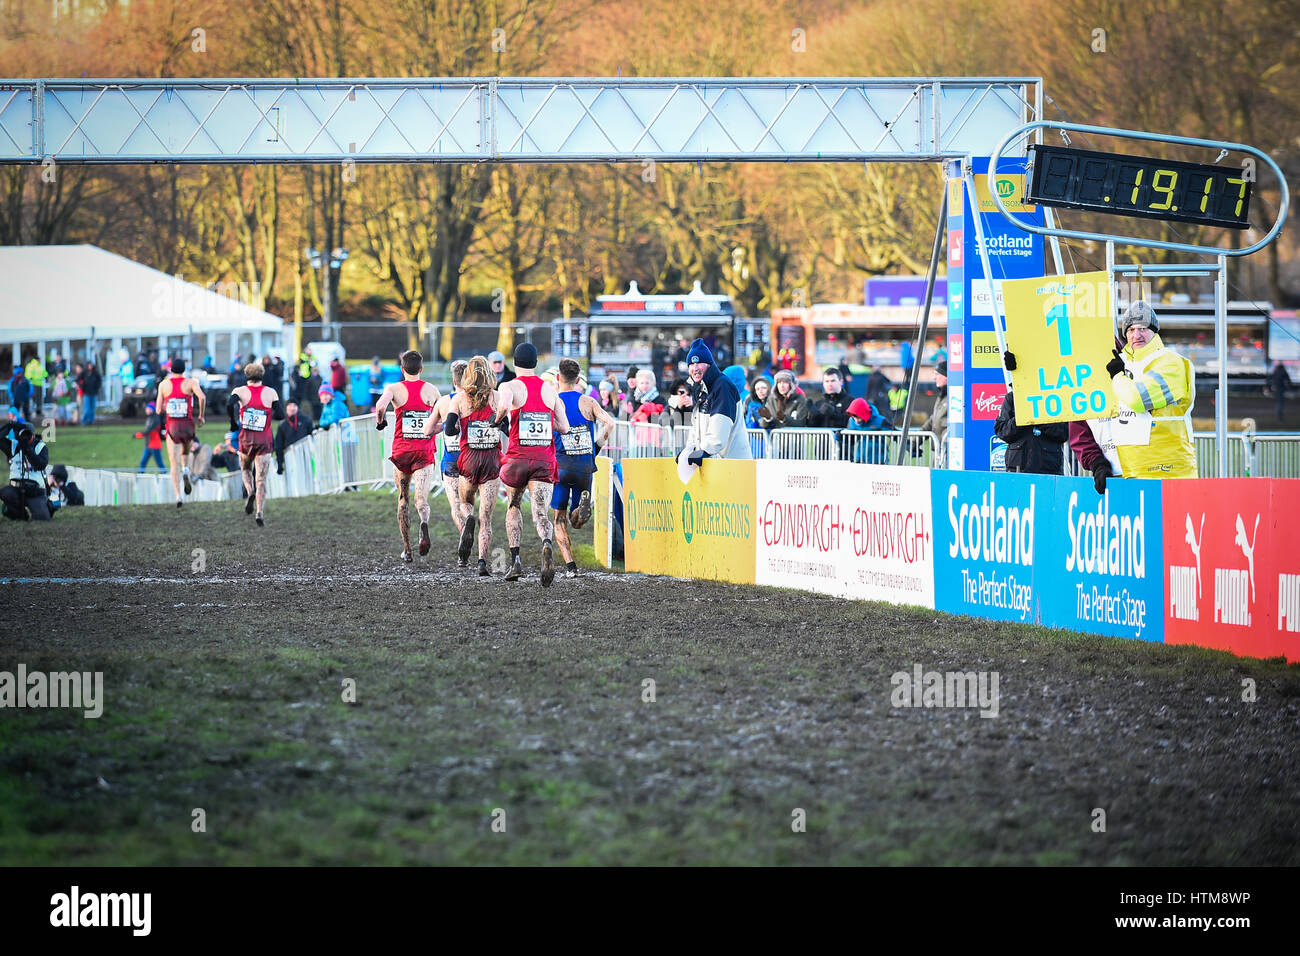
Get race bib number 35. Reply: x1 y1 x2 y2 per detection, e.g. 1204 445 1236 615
466 419 500 450
240 407 268 431
560 428 593 457
518 411 553 446
165 397 189 418
401 409 431 439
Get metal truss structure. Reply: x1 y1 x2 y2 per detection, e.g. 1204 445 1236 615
0 76 1040 164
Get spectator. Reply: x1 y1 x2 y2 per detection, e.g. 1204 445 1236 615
596 379 621 419
201 354 217 373
887 380 909 425
1069 418 1120 495
211 433 241 473
134 402 164 473
1267 361 1292 423
135 350 153 379
274 399 316 474
758 369 810 430
329 357 349 399
46 350 67 377
722 364 748 401
318 384 348 428
187 439 219 481
810 367 852 429
366 356 385 411
489 350 516 385
994 392 1068 474
662 378 695 429
8 367 30 420
679 337 751 464
118 349 135 388
229 360 247 390
263 354 284 396
77 361 102 425
1105 300 1198 479
744 376 771 428
844 396 893 463
51 371 74 423
865 364 890 412
305 364 324 420
624 365 640 398
837 355 853 386
620 369 663 420
45 464 83 512
1 419 51 520
921 361 949 467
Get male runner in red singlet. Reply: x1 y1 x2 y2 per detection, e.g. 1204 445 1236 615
229 361 280 527
375 350 441 562
495 343 569 586
442 355 504 574
155 358 206 508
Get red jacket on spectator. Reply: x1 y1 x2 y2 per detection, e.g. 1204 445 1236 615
329 359 348 393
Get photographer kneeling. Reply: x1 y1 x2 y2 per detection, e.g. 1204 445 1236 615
2 420 52 520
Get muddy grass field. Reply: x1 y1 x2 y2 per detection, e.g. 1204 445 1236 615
2 489 1298 866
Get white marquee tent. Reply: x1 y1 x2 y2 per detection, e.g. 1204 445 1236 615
1 244 284 401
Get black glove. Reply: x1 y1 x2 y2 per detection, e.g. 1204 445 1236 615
1003 350 1017 371
276 462 285 476
687 451 705 467
496 415 511 435
1105 349 1125 378
376 416 387 430
1091 460 1112 495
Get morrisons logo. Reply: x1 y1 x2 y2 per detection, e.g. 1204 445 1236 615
681 491 752 544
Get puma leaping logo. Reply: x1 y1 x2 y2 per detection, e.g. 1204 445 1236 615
1184 513 1204 598
1234 514 1260 602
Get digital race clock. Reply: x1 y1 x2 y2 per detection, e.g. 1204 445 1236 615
1025 144 1252 230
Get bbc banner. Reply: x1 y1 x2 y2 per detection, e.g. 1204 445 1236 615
754 460 935 608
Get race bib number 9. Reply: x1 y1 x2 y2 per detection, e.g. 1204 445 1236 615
401 409 431 439
518 411 553 446
240 407 269 431
165 397 189 418
466 419 500 450
560 428 593 457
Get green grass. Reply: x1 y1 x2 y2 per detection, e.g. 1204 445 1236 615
42 421 232 471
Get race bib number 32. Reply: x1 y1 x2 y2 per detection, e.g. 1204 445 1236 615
240 407 268 431
518 411 553 446
166 397 189 418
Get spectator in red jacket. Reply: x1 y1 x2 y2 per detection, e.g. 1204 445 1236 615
135 402 164 472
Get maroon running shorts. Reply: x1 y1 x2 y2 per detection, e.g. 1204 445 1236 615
499 455 557 490
389 449 433 475
165 419 196 445
457 448 502 486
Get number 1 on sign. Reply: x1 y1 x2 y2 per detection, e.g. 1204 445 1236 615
1046 302 1073 356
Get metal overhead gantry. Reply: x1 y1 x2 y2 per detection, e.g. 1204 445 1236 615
0 77 1041 164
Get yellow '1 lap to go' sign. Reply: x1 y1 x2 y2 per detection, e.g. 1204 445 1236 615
1002 270 1116 425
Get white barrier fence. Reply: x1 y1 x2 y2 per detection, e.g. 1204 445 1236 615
602 421 936 467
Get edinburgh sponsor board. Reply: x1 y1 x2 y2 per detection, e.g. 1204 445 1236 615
1037 478 1163 642
1163 479 1296 660
933 471 1040 623
623 458 756 585
755 461 934 607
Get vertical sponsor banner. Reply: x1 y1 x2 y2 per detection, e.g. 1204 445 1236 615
947 156 1045 470
1269 480 1300 661
754 461 934 607
1163 479 1278 659
945 172 966 470
932 470 1042 623
623 459 756 584
592 456 612 569
1038 477 1163 642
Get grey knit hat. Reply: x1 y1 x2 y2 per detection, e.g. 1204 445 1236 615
1121 300 1160 334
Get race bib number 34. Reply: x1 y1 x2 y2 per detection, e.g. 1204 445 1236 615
401 409 431 439
166 397 189 418
518 411 553 446
466 419 499 450
240 407 268 431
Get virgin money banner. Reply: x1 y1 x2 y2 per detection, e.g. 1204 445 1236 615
754 461 935 608
1164 478 1298 661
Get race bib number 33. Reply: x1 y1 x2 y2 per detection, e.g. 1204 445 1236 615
518 411 553 446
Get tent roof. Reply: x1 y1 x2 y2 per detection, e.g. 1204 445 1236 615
0 244 283 344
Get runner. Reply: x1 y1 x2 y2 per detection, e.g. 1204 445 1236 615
495 343 570 586
375 349 441 562
443 355 505 574
551 358 615 578
155 358 206 508
228 361 279 527
427 359 469 543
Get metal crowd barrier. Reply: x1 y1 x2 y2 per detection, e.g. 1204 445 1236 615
599 422 935 467
1194 432 1300 478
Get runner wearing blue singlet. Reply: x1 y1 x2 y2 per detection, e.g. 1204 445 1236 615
550 358 615 578
427 359 469 539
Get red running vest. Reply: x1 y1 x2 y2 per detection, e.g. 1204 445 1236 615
506 376 557 465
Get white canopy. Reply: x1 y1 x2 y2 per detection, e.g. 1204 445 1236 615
0 244 282 344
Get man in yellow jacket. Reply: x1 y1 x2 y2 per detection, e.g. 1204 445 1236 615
23 355 48 414
1105 301 1198 478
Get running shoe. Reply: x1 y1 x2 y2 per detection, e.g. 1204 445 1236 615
477 558 490 577
183 473 192 495
564 568 577 579
540 540 555 588
176 499 183 509
418 521 431 556
255 515 264 528
572 490 592 528
457 514 476 566
245 494 255 515
505 557 523 581
402 550 412 563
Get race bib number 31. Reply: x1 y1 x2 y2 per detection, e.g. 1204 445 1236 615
518 411 553 446
240 407 268 431
401 410 431 439
166 397 188 418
